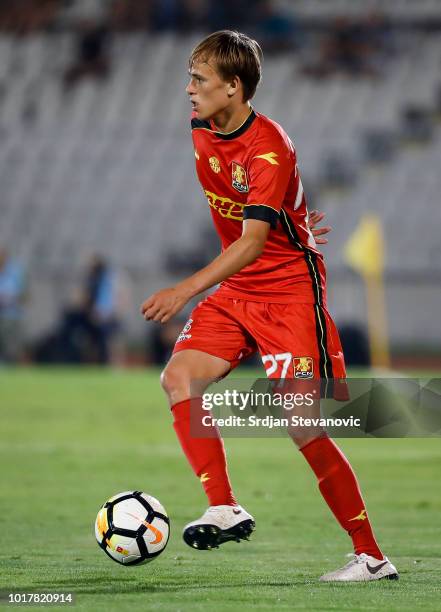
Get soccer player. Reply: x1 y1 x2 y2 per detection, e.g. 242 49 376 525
141 31 398 581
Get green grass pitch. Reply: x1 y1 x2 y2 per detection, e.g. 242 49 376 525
1 367 440 611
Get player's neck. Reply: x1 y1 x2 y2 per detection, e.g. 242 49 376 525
211 103 252 134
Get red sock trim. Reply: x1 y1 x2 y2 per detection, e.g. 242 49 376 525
171 397 200 419
298 432 329 452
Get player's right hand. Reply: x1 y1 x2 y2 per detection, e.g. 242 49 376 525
140 286 191 324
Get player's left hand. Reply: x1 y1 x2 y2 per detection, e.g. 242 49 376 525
309 210 331 245
141 287 190 324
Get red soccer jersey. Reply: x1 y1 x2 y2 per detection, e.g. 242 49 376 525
191 108 327 305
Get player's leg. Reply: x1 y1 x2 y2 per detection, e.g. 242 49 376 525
251 301 398 579
300 433 397 580
161 296 256 549
161 347 230 407
161 348 236 507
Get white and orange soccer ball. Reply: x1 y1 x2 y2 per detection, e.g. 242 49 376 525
95 491 170 565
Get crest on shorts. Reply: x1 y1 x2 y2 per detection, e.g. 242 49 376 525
293 357 314 379
176 318 193 343
231 161 248 193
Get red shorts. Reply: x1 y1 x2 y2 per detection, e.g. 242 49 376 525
173 292 346 383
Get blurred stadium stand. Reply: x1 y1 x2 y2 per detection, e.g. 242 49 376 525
279 0 441 20
0 0 441 363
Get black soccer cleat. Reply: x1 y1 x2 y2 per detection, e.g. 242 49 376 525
182 505 255 550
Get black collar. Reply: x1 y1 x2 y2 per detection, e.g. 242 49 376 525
191 109 257 140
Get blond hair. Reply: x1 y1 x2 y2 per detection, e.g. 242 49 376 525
189 30 263 102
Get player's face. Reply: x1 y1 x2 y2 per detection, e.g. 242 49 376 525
186 60 233 120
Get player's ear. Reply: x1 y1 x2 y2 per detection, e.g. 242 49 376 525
227 76 241 98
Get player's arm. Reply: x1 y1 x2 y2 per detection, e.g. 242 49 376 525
141 219 269 324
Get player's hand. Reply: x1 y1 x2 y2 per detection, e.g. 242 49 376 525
309 210 331 245
140 286 190 324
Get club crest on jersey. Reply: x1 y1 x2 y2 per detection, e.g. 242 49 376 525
209 156 221 174
293 357 314 379
231 161 248 193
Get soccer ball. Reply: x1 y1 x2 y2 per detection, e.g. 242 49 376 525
95 490 170 565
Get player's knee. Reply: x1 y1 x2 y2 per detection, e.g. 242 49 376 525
160 363 190 401
287 427 307 447
288 428 323 449
160 363 179 395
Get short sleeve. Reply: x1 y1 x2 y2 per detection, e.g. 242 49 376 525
244 144 295 229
